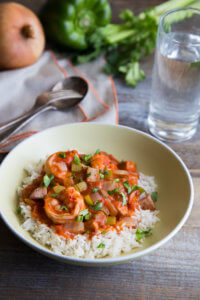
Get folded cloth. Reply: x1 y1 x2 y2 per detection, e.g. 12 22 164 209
0 50 118 153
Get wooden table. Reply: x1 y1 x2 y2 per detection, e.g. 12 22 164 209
0 0 200 299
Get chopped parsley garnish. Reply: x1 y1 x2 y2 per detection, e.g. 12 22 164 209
74 154 81 165
77 179 83 183
79 209 89 216
99 170 104 179
120 192 127 206
89 201 102 211
86 172 91 178
76 215 83 222
123 181 132 194
76 209 90 221
104 170 109 175
17 206 21 214
136 228 152 241
114 178 120 182
151 191 158 203
92 188 99 193
85 230 90 234
61 205 68 211
82 154 92 164
102 230 106 235
43 174 54 188
49 193 59 198
95 149 101 154
58 152 66 158
97 243 105 248
108 188 120 195
71 173 76 179
85 214 91 220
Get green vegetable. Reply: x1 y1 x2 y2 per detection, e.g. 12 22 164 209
92 188 99 193
119 192 127 206
85 214 91 220
136 228 152 241
74 154 81 165
108 188 119 195
99 170 104 179
86 172 91 178
50 193 59 198
113 178 120 182
123 181 132 194
61 205 68 211
75 181 87 192
79 209 89 216
43 174 54 188
71 173 76 179
89 201 102 211
58 152 66 158
17 206 21 215
53 185 65 193
102 230 106 235
97 243 105 248
84 195 93 206
41 0 112 50
95 149 101 154
82 154 92 164
104 170 109 175
71 162 82 172
85 230 90 234
106 216 116 225
151 191 158 202
76 215 84 222
52 0 200 88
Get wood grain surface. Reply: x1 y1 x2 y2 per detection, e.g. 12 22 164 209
0 0 200 299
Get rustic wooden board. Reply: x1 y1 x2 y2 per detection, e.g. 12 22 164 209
0 0 199 299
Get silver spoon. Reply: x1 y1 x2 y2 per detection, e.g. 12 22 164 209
0 76 88 146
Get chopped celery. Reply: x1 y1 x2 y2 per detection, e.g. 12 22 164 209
71 162 83 172
106 216 116 225
84 195 93 206
75 181 87 192
53 185 65 193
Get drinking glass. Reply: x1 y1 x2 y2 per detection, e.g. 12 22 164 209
148 8 200 142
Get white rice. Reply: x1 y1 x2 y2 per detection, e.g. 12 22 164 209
18 161 159 259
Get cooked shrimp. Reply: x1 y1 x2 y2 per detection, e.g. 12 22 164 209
44 187 86 224
44 152 68 183
90 153 117 170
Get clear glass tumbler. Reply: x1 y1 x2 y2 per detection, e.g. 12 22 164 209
148 8 200 142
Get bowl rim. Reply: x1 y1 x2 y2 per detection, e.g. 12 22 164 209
0 123 194 265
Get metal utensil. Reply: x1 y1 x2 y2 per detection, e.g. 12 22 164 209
0 76 88 145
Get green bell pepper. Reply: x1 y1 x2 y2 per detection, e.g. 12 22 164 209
41 0 111 50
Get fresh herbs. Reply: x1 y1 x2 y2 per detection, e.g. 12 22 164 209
17 206 21 214
102 230 106 235
92 188 99 193
97 243 105 248
104 170 109 175
86 172 91 178
76 209 90 222
95 149 101 154
113 178 120 182
151 191 158 202
74 154 81 165
108 188 119 195
71 173 76 179
43 174 54 188
61 205 68 211
89 201 103 211
58 152 66 158
49 193 59 198
99 170 104 179
53 0 200 88
120 192 127 206
82 154 92 164
136 228 152 241
123 181 132 194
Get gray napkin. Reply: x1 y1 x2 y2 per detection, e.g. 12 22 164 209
0 51 118 152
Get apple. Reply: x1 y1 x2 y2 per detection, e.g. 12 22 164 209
0 2 45 69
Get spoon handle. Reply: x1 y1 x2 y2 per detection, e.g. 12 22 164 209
0 106 51 147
